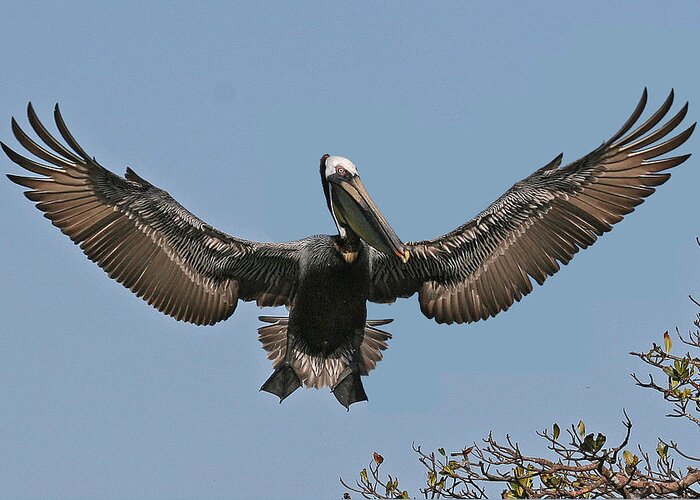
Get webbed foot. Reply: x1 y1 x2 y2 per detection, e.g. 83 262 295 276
260 365 302 402
332 369 368 409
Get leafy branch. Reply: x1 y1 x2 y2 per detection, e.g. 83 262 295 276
342 238 700 498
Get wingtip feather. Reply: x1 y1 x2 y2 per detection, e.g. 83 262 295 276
1 141 18 160
6 173 33 187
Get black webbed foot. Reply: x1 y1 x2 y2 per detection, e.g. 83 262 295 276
332 369 368 410
260 365 302 402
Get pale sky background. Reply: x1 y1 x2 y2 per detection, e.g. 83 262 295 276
1 2 699 498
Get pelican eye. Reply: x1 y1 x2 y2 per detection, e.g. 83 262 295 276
336 167 346 175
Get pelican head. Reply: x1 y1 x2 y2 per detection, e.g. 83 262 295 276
320 154 409 263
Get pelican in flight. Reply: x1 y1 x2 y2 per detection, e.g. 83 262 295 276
5 90 694 408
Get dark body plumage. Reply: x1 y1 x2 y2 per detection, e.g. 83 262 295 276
258 237 391 406
292 236 369 356
4 90 695 408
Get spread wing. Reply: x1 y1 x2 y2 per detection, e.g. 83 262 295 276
370 89 695 324
5 104 301 326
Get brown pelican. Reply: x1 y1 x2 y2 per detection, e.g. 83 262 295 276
4 90 695 408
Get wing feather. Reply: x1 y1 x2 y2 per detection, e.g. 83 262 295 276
370 90 694 324
6 104 301 325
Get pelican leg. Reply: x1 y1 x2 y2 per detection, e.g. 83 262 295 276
332 328 368 409
260 332 302 402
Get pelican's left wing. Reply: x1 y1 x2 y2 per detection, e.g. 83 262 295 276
5 104 301 326
370 90 695 324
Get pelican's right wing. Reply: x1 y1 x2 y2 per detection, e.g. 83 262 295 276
5 104 301 325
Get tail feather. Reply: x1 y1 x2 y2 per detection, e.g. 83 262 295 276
366 319 393 327
257 316 393 388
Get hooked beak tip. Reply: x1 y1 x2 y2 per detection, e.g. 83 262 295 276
396 249 410 264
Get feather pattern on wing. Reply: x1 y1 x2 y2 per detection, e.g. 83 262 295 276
370 89 695 324
5 104 301 325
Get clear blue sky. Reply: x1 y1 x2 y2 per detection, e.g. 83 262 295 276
1 2 699 498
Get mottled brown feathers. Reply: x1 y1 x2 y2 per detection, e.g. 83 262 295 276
5 92 695 330
5 103 300 325
369 89 695 324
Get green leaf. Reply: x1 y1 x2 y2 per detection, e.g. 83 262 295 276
580 433 605 454
440 463 459 476
580 433 596 453
577 420 586 437
401 491 410 499
541 473 561 488
553 423 560 440
623 450 639 467
595 433 607 451
509 482 525 498
427 470 437 487
438 447 446 456
385 477 396 496
657 442 668 460
663 331 672 353
360 468 368 484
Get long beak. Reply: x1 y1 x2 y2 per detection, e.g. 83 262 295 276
328 174 410 263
